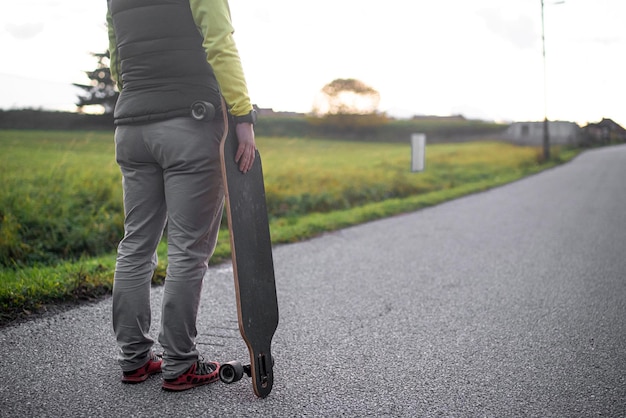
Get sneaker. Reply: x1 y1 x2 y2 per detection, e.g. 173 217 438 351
122 352 163 383
162 359 220 392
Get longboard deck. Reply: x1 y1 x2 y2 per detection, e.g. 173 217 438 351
218 106 279 398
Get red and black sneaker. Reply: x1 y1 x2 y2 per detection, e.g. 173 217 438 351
162 359 220 392
121 352 163 383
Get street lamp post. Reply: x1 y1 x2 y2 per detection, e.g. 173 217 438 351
540 0 565 161
540 0 550 161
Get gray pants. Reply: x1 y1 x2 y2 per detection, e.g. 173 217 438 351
112 117 224 379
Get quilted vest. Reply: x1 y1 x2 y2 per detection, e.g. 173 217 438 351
108 0 221 124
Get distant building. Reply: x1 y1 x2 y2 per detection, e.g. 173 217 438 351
255 106 305 118
504 121 584 146
411 114 467 122
583 118 626 144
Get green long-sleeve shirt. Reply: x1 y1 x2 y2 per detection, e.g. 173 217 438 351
106 0 253 117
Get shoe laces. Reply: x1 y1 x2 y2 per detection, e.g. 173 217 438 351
194 359 217 375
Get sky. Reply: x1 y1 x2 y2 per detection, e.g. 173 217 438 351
1 0 624 126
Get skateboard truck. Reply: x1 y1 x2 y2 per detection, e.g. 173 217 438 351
190 100 216 121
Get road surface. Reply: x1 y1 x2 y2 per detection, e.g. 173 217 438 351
1 145 625 417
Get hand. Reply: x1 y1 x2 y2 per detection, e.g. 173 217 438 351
234 122 256 173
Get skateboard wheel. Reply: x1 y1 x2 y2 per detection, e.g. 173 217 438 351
219 361 245 384
190 101 215 121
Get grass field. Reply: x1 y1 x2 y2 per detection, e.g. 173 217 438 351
0 129 580 323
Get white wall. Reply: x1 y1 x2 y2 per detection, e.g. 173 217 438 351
504 122 583 146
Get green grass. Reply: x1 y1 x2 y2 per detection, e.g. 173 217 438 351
0 131 122 267
0 129 581 323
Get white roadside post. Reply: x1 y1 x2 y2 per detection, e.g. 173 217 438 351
411 133 426 172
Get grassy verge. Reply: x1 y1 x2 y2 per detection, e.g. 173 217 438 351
0 129 581 324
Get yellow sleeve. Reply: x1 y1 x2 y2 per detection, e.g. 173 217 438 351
106 8 122 90
189 0 253 116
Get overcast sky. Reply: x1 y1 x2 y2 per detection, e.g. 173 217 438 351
1 0 624 126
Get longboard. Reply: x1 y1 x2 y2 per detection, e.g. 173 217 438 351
217 103 279 398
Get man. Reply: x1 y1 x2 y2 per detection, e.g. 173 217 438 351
106 0 257 391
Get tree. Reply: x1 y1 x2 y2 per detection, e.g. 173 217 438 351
74 51 118 114
313 78 381 116
310 78 387 136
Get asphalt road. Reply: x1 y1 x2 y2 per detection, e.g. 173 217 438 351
2 144 625 417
